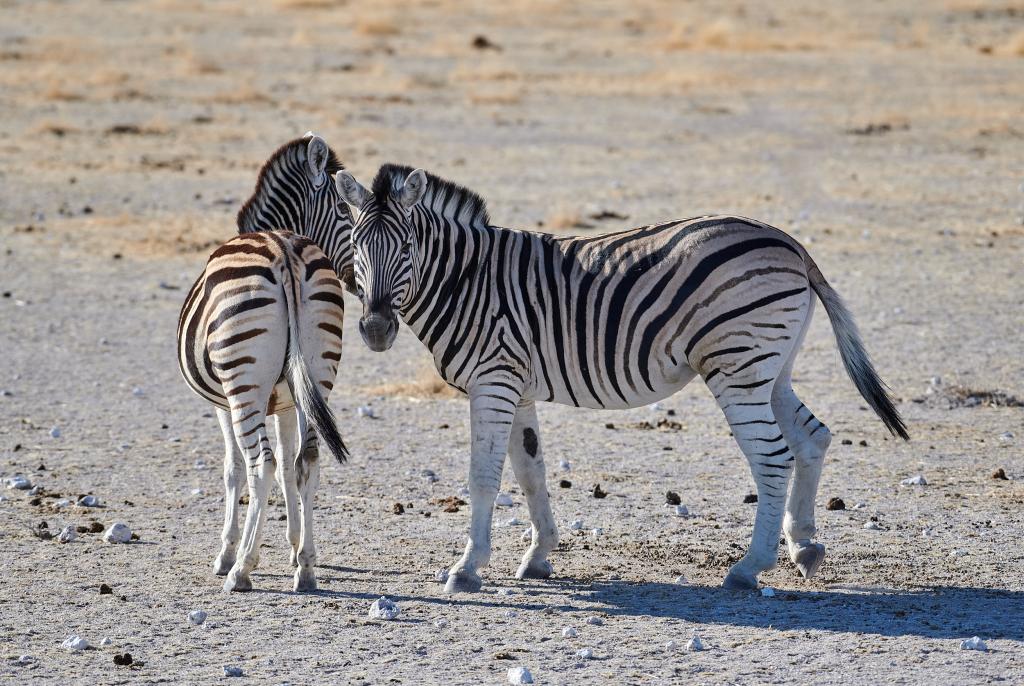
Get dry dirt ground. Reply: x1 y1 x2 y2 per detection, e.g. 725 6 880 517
1 1 1023 684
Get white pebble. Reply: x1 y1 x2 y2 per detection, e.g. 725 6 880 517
900 474 928 486
100 637 112 646
507 666 534 685
103 522 132 544
950 550 968 559
562 626 578 638
131 386 145 397
77 495 101 507
494 493 514 507
50 426 62 439
998 431 1014 442
497 588 513 596
457 486 470 498
664 640 678 651
356 405 376 419
62 635 89 651
558 459 571 472
504 610 518 619
194 459 207 470
674 504 689 516
434 617 448 629
674 575 688 585
505 517 524 527
368 596 400 620
188 610 208 625
649 402 663 411
863 520 883 530
591 528 603 538
190 488 204 496
760 587 776 598
852 502 867 510
576 647 594 659
570 519 584 530
433 568 449 583
224 666 243 677
57 526 77 544
14 655 35 666
960 636 988 651
521 527 532 542
686 634 705 652
585 616 604 626
53 498 70 509
28 485 42 496
4 475 31 490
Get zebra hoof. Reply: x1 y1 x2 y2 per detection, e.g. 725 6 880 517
289 549 299 568
793 542 826 579
444 570 483 594
515 558 553 580
223 569 252 593
722 568 759 591
293 568 317 593
213 553 235 577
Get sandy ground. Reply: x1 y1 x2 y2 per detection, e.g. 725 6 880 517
1 0 1023 683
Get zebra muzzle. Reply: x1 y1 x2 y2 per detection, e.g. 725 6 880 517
359 311 398 352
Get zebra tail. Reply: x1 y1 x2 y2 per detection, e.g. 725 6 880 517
802 251 910 441
279 254 350 465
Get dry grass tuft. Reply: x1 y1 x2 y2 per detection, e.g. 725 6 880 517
274 0 346 8
206 85 272 105
663 18 815 52
1002 30 1024 56
355 17 401 37
363 366 461 399
31 120 79 137
545 206 595 231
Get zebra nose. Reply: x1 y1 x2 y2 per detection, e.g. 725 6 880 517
359 312 397 352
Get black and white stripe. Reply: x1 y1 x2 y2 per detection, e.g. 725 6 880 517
336 164 908 593
176 134 352 593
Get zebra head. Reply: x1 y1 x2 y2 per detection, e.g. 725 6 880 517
334 166 428 352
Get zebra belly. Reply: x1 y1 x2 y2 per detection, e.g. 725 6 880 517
531 356 698 410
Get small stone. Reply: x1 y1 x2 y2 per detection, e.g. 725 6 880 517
592 484 607 499
103 522 131 543
131 387 145 397
665 640 678 651
562 626 578 638
998 431 1014 443
665 491 681 505
496 588 513 596
863 520 883 530
760 587 776 597
507 666 534 684
591 527 603 538
14 655 35 666
78 495 101 507
686 634 705 652
99 583 113 595
50 426 61 439
674 575 688 585
495 493 514 507
504 517 524 527
53 498 71 509
960 636 988 651
743 493 758 504
4 475 31 490
434 617 448 628
434 568 449 583
504 609 518 619
558 459 571 471
900 474 927 486
576 647 594 659
188 610 207 625
62 635 89 651
852 502 867 510
194 459 207 470
28 485 42 496
570 519 584 530
558 479 572 488
950 549 968 559
100 637 112 646
521 527 532 541
368 596 400 620
826 497 846 511
992 468 1008 481
674 504 689 517
57 526 77 544
420 469 439 482
190 488 204 496
356 405 376 419
585 616 604 626
223 666 243 677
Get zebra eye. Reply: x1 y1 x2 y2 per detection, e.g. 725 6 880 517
401 241 411 255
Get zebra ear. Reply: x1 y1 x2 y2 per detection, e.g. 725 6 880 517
306 136 330 182
334 171 367 208
399 168 427 210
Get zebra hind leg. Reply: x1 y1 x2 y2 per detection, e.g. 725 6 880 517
293 425 321 592
714 385 795 591
213 408 244 576
223 399 276 593
274 408 302 567
774 385 831 579
508 402 559 581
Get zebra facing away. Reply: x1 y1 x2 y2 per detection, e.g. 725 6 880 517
334 164 909 594
177 134 353 592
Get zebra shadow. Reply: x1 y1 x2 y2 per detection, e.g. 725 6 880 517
572 580 1024 641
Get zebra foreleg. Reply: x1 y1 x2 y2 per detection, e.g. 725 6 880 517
213 408 244 576
273 409 302 567
508 401 558 580
716 391 795 591
445 382 522 594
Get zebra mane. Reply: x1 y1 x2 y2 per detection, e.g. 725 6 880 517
371 163 490 226
236 136 345 233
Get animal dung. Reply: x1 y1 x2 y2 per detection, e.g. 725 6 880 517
507 666 534 684
960 636 988 651
562 626 578 638
62 635 89 651
368 596 400 620
188 610 208 625
991 468 1008 481
826 497 846 510
5 475 31 490
558 479 572 488
103 522 132 544
900 474 928 486
494 493 514 507
591 484 607 499
392 502 405 515
113 653 133 666
743 493 758 504
665 491 681 505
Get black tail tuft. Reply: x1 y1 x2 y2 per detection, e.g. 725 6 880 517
288 350 349 464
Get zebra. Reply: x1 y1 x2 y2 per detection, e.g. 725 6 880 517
177 134 354 592
333 164 909 594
